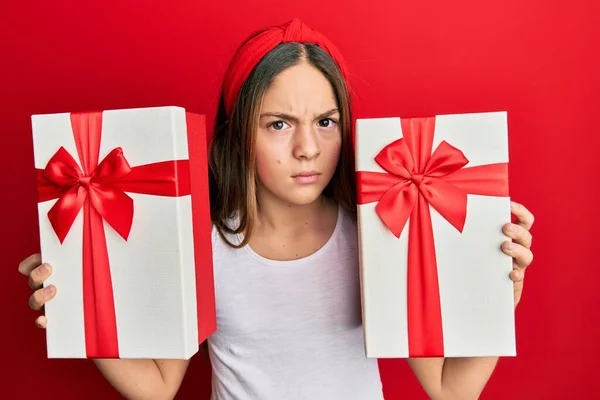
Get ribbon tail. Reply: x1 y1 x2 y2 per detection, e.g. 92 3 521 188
83 200 119 358
88 186 134 241
375 181 417 238
421 178 468 233
47 185 88 243
407 195 444 357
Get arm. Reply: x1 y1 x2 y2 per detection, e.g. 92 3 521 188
93 358 191 400
407 357 499 400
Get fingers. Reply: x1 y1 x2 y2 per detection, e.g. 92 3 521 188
511 201 535 231
506 202 535 286
503 222 533 249
35 315 48 329
502 241 534 269
28 263 52 290
510 269 524 282
28 285 56 311
18 253 42 276
20 254 55 329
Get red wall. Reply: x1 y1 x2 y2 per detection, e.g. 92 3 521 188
3 1 598 398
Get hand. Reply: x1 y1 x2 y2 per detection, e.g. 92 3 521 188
18 253 56 328
502 201 535 308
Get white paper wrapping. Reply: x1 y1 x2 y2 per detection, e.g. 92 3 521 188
356 111 516 358
32 106 201 359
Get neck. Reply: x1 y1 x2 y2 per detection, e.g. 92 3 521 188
255 188 333 234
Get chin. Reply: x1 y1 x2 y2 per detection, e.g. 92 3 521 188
277 186 326 206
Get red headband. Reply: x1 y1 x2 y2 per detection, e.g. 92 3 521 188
222 18 349 117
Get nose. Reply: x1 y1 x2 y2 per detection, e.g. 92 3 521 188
292 123 320 160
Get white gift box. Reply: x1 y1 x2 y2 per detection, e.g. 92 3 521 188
355 111 516 358
31 106 216 359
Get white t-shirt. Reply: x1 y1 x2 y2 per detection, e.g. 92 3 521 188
206 205 384 400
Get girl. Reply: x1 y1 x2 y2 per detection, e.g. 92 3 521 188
19 18 535 400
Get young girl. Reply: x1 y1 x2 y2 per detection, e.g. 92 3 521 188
19 18 535 400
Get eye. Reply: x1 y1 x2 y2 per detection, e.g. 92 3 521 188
268 120 290 131
318 118 337 128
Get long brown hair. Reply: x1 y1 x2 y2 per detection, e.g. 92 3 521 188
208 41 356 248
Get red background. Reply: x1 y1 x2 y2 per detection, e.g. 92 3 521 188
2 1 598 399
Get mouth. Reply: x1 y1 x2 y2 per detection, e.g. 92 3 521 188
291 171 321 184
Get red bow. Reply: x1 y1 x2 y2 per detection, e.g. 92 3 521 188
39 146 134 243
37 112 191 358
357 117 509 357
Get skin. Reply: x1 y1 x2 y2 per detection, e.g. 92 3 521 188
249 60 342 261
18 60 535 400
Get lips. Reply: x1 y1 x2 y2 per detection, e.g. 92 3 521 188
292 171 321 178
291 171 321 184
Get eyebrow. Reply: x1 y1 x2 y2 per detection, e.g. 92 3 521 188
259 108 340 122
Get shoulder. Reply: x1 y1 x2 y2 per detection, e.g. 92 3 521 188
211 221 240 251
210 221 243 279
210 213 243 256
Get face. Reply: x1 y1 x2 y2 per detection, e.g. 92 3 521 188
255 61 342 206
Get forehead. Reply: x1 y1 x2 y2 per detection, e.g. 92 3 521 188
260 61 338 114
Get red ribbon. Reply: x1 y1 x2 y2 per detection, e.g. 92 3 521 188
222 18 349 117
36 112 191 358
356 117 509 357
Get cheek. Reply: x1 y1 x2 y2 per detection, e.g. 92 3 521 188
322 136 342 172
255 144 286 185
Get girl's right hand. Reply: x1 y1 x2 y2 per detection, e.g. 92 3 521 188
18 253 56 328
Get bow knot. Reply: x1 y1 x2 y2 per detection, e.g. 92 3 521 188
79 175 92 189
282 18 318 44
410 173 424 186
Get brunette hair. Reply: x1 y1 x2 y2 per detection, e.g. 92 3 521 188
208 42 356 248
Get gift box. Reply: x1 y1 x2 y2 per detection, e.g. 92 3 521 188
355 111 515 358
31 106 216 359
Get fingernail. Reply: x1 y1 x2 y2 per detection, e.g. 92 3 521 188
506 242 514 251
38 264 47 274
507 225 516 233
44 285 54 295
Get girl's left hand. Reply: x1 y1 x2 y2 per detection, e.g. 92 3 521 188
502 201 535 307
